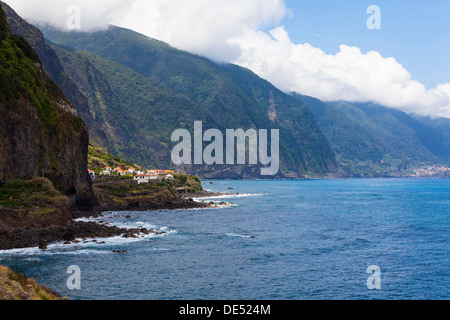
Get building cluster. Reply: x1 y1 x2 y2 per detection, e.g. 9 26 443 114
88 165 176 184
411 165 450 177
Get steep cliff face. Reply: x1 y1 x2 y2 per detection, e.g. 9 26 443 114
1 1 109 150
0 5 94 212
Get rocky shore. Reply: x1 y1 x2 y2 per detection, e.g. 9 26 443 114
0 188 236 300
77 193 211 218
0 189 231 251
179 188 239 199
0 221 149 251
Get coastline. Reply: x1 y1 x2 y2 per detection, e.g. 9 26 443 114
2 179 448 300
4 177 448 251
0 189 230 251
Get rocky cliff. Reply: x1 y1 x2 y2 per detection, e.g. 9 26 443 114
0 5 95 216
1 1 109 150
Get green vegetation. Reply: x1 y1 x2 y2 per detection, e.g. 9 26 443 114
415 115 450 138
0 4 8 40
4 4 450 180
93 174 202 207
88 144 135 173
0 4 93 215
0 177 68 209
88 145 202 208
40 25 338 177
51 44 213 170
292 94 450 177
0 23 59 131
174 173 203 192
0 265 63 300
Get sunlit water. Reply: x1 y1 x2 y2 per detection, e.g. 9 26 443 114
0 179 448 300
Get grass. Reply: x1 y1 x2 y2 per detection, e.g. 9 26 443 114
1 266 62 300
88 144 136 173
0 177 68 209
174 173 203 192
7 269 28 288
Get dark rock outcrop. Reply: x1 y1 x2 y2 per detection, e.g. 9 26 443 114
0 5 96 213
0 221 149 250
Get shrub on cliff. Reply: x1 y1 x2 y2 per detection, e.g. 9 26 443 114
0 265 63 300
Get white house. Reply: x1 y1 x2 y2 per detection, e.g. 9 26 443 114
134 174 150 184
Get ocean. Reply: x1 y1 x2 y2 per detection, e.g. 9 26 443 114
0 179 449 300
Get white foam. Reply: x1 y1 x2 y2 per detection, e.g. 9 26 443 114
75 213 171 234
0 213 176 257
195 193 266 200
0 232 166 258
226 233 255 239
0 246 42 257
191 199 238 209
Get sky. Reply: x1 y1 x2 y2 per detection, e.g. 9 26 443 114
5 0 450 119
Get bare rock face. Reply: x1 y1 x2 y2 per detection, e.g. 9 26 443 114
0 5 96 214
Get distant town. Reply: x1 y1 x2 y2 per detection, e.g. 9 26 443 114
410 165 450 178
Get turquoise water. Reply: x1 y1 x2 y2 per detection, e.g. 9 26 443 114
0 179 449 300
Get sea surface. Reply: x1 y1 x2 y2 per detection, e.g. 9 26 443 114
0 179 449 300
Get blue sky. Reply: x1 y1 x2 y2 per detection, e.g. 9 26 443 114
282 0 450 89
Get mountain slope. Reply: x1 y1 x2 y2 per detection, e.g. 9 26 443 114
329 101 450 173
222 65 337 174
291 94 450 176
52 46 219 170
1 2 108 149
0 5 94 213
333 102 450 160
40 25 338 178
292 94 387 176
413 115 450 139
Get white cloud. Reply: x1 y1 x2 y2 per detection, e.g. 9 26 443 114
111 0 289 62
5 0 450 118
232 27 450 118
5 0 288 62
4 0 132 31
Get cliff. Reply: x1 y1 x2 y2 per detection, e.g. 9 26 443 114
0 1 109 150
40 22 339 178
0 5 95 222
